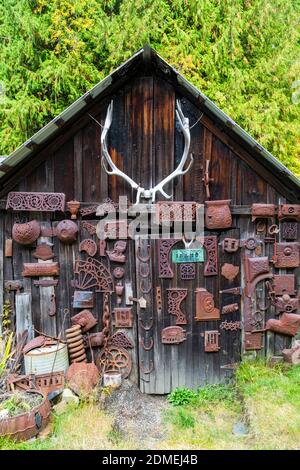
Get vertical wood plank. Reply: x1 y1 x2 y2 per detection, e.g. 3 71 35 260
16 292 34 340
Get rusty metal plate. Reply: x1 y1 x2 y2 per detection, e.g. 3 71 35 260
221 263 239 281
204 330 220 352
161 326 187 344
72 291 94 309
12 220 40 245
56 220 78 244
273 275 295 296
79 239 97 257
266 313 300 336
22 262 59 277
222 303 239 315
95 198 118 216
82 221 97 235
71 310 98 332
156 201 200 223
33 243 55 261
221 238 239 253
220 320 241 331
101 220 128 239
5 239 13 257
205 200 232 229
108 331 134 349
251 203 276 221
6 191 65 212
273 243 299 268
278 204 300 221
245 332 263 350
282 221 298 240
195 288 220 321
113 308 133 328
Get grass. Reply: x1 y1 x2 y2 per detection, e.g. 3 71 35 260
0 359 300 450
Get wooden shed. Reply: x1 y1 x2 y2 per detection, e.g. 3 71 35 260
0 46 299 394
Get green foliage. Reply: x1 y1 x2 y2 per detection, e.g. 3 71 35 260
168 387 198 406
1 300 12 331
0 0 299 176
0 332 13 377
166 406 196 429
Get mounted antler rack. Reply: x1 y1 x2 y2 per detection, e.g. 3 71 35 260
100 100 192 204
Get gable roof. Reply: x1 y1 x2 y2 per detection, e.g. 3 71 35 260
0 45 299 200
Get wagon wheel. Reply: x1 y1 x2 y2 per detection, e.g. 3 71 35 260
96 346 132 378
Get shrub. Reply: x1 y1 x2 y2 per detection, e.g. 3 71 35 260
168 387 197 407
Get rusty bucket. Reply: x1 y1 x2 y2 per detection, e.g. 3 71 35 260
0 391 51 441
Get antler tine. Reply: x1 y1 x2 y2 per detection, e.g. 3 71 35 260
101 100 140 191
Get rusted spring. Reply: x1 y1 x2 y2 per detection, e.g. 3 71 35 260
140 337 154 351
66 325 87 363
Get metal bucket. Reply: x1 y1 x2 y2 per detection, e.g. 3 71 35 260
24 342 69 375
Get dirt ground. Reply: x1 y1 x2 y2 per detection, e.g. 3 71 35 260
103 380 169 449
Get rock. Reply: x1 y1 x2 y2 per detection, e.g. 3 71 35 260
232 421 249 436
0 409 10 420
61 388 80 405
282 340 300 364
66 362 99 396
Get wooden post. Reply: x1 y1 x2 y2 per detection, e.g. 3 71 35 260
15 292 34 341
39 223 57 337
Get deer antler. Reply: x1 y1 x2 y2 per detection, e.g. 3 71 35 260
100 99 192 204
101 101 141 194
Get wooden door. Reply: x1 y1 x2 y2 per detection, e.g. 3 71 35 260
136 228 241 394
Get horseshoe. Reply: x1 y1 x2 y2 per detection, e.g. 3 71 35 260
139 317 153 331
140 337 154 351
140 279 151 294
140 360 154 374
139 263 150 278
137 244 151 262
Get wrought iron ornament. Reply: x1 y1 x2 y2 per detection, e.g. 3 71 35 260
6 191 65 212
167 288 188 324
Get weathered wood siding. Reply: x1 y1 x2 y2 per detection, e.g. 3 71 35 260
0 72 298 393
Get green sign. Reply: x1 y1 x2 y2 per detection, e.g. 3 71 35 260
172 248 204 263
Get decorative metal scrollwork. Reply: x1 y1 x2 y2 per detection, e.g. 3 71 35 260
6 191 65 212
73 257 114 292
167 288 188 325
